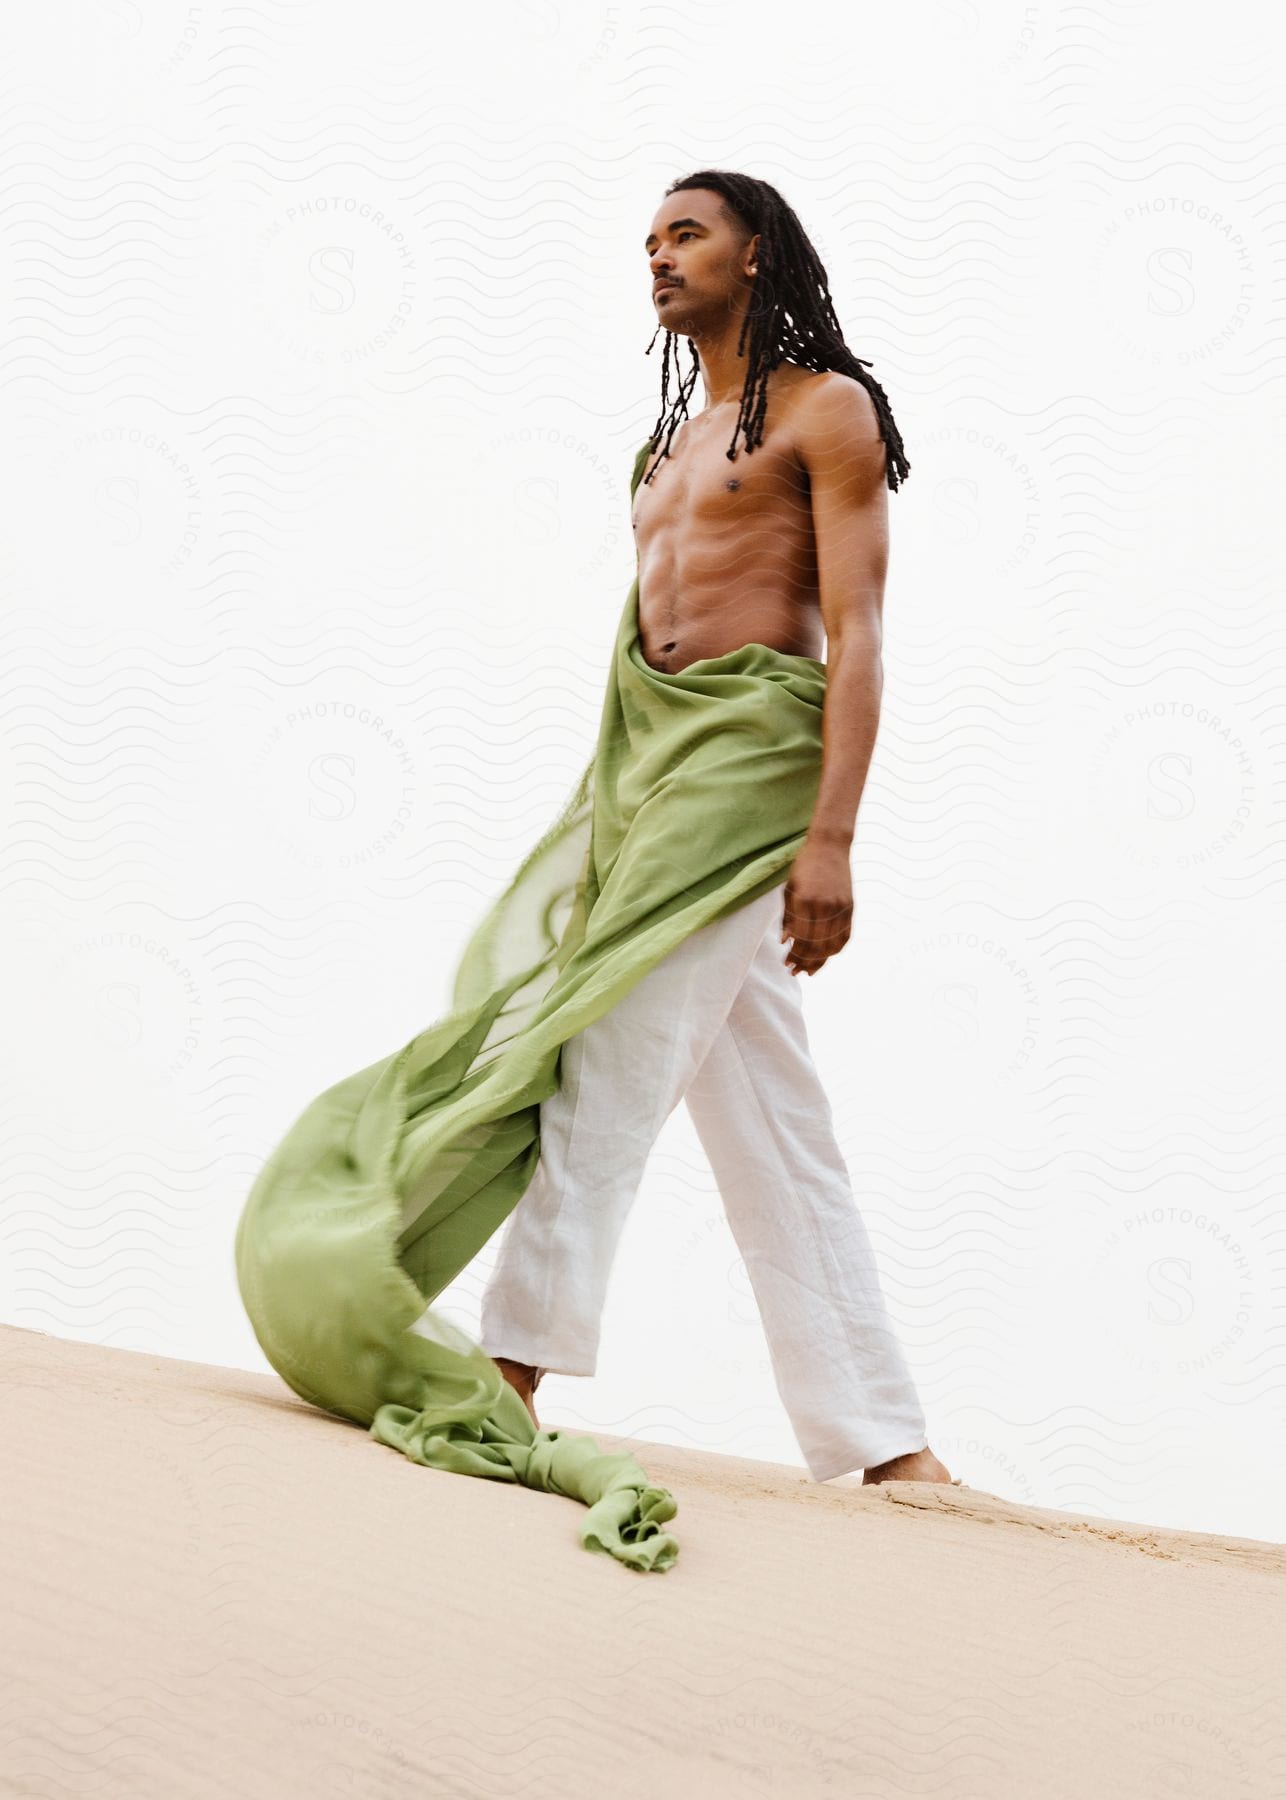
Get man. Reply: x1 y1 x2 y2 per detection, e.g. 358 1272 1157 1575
481 169 954 1488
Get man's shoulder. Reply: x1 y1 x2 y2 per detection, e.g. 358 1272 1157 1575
784 367 880 442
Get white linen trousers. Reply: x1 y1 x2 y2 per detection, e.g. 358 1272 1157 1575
478 880 929 1481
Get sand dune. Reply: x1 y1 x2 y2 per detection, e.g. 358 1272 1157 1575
4 1320 1283 1798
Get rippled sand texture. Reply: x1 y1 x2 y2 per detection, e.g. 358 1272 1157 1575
5 1322 1283 1799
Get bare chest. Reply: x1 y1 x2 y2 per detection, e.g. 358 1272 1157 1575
629 414 821 671
630 417 809 545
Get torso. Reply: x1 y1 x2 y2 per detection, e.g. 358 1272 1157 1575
630 362 825 674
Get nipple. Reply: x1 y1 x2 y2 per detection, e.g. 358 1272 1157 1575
725 479 741 491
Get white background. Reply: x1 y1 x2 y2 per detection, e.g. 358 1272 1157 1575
3 0 1283 1542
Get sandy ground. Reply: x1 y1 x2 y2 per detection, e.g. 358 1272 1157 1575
3 1319 1283 1799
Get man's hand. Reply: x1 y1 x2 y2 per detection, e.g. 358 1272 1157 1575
780 839 853 976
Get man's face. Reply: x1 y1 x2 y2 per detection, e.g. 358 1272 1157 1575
644 189 754 332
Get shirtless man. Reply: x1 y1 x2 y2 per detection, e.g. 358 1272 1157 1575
496 170 953 1487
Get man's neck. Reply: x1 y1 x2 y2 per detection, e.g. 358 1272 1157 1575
687 309 758 410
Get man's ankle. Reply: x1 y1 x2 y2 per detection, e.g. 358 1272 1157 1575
494 1356 543 1386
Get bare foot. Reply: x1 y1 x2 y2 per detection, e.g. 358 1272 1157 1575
492 1357 544 1430
862 1445 959 1486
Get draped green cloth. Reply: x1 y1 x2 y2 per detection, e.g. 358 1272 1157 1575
234 438 827 1572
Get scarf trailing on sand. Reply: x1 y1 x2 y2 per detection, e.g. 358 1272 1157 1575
234 439 828 1572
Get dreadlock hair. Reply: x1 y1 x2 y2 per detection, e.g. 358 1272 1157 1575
642 168 910 492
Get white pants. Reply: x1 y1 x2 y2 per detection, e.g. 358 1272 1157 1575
479 881 929 1481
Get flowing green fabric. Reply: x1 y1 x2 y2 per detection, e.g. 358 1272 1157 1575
234 439 827 1572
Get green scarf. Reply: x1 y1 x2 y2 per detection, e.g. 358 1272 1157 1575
234 439 827 1572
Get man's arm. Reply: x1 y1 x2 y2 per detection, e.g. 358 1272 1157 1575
780 374 890 975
